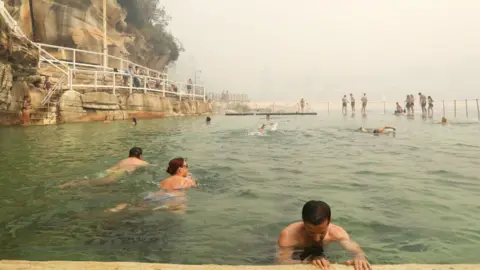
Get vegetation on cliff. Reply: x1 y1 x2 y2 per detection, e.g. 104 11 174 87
117 0 183 62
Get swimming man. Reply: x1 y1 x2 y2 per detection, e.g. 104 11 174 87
277 200 371 270
260 122 274 132
359 126 396 135
58 147 149 188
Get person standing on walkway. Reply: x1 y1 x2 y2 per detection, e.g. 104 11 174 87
342 95 348 115
350 93 356 113
427 96 434 118
419 92 427 116
361 93 367 115
300 98 305 113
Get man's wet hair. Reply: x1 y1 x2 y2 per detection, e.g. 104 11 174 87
129 147 142 158
302 200 331 225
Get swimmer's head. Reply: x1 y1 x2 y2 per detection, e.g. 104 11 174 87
206 116 211 122
166 157 189 177
441 117 447 123
129 147 143 159
373 129 380 136
302 200 331 243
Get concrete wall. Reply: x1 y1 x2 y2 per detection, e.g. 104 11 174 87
58 90 213 123
0 261 477 270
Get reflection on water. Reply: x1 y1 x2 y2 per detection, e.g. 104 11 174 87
0 115 479 264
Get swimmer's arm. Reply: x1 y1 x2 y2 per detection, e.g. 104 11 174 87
334 227 367 260
383 126 396 130
276 230 301 265
276 246 296 265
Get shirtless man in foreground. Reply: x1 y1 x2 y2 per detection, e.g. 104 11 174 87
277 200 371 270
58 147 149 188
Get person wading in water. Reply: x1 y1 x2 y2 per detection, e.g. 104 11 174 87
277 200 371 270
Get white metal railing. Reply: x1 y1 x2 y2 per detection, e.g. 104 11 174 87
70 69 206 100
207 92 249 102
1 2 209 103
41 74 66 106
36 43 168 79
0 3 69 76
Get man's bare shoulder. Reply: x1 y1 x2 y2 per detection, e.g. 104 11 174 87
278 222 303 248
328 223 350 241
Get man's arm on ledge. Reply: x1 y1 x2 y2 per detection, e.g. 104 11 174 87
334 226 372 270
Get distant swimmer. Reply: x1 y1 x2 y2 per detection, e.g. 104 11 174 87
277 200 371 270
266 114 271 121
58 147 149 188
441 117 447 125
108 157 197 213
206 116 211 124
260 122 274 132
359 126 396 136
373 126 396 136
132 117 137 126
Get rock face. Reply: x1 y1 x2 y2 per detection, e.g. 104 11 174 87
0 14 41 125
58 90 213 123
6 0 173 70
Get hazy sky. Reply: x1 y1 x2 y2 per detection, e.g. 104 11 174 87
162 0 480 103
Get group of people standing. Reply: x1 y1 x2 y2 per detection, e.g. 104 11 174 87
342 93 368 115
402 93 434 117
340 92 434 118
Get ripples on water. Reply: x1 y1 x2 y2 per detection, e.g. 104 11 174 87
0 115 479 264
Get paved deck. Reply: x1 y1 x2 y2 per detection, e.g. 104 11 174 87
0 261 478 270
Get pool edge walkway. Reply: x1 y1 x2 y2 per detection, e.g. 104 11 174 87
0 261 479 270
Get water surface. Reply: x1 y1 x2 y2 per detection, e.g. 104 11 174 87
0 114 479 265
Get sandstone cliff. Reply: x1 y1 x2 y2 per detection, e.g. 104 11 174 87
0 14 44 125
5 0 178 71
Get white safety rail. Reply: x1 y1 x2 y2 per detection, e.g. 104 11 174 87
70 70 206 100
0 1 69 90
36 43 167 79
41 74 66 106
1 2 213 103
207 92 249 103
0 0 21 35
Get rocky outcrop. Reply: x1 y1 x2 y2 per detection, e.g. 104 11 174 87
5 0 174 70
0 13 42 124
58 90 212 123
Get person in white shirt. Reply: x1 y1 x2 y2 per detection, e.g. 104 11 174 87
361 93 367 114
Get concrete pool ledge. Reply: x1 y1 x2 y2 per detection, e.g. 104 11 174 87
0 261 479 270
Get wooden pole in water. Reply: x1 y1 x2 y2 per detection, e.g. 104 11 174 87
327 102 330 115
476 99 480 121
465 99 468 118
442 100 445 117
454 100 456 118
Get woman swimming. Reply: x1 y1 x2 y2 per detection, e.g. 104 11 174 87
107 157 197 213
143 157 197 211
